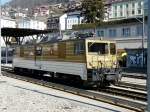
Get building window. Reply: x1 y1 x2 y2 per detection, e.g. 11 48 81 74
132 10 135 15
132 3 135 8
126 4 129 17
122 28 131 37
115 12 117 17
136 25 143 36
138 2 142 14
97 30 104 37
115 6 117 10
114 6 117 17
132 3 135 15
138 9 141 14
126 4 128 8
109 29 116 37
138 2 142 8
120 5 123 17
75 19 77 23
120 11 123 17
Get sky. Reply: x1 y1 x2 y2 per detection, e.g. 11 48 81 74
1 0 11 5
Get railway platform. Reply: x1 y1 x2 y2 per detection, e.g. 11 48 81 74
0 76 135 112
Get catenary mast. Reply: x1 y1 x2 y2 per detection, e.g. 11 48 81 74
147 0 150 111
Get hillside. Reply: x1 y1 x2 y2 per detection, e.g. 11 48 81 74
7 0 70 8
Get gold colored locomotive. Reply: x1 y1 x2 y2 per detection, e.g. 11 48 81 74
13 38 121 87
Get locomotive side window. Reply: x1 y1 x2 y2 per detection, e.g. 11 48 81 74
20 47 24 57
74 42 85 55
88 42 108 54
110 43 116 55
35 46 42 56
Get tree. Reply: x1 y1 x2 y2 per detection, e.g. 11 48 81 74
81 0 104 23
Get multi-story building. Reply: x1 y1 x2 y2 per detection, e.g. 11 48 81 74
33 5 49 17
77 18 147 40
5 8 29 19
47 11 83 30
96 20 147 39
66 11 83 30
106 0 147 21
17 17 46 30
47 14 61 30
1 16 16 28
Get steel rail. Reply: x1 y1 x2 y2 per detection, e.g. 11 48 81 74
99 86 147 101
1 68 147 112
122 73 146 79
1 66 147 91
116 81 146 91
1 66 13 71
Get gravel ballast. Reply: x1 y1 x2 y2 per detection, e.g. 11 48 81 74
0 76 134 112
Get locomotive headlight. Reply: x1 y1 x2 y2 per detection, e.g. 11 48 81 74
113 61 117 65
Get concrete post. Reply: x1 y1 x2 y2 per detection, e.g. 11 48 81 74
147 0 150 111
0 0 2 76
5 45 8 64
142 4 145 67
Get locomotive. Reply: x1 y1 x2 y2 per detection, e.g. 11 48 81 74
13 38 121 87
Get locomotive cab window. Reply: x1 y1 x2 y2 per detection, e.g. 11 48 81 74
35 46 42 56
88 42 109 54
110 43 116 55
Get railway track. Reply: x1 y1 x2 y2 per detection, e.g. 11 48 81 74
122 73 146 79
99 86 147 102
116 81 146 91
1 66 147 112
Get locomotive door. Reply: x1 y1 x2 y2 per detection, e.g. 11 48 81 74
58 42 66 59
35 45 42 68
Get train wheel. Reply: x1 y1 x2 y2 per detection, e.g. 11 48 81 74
14 67 19 73
82 81 92 89
98 74 105 87
48 72 54 81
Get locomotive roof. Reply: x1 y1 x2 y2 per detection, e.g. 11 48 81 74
42 37 116 43
19 38 116 47
1 27 58 37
